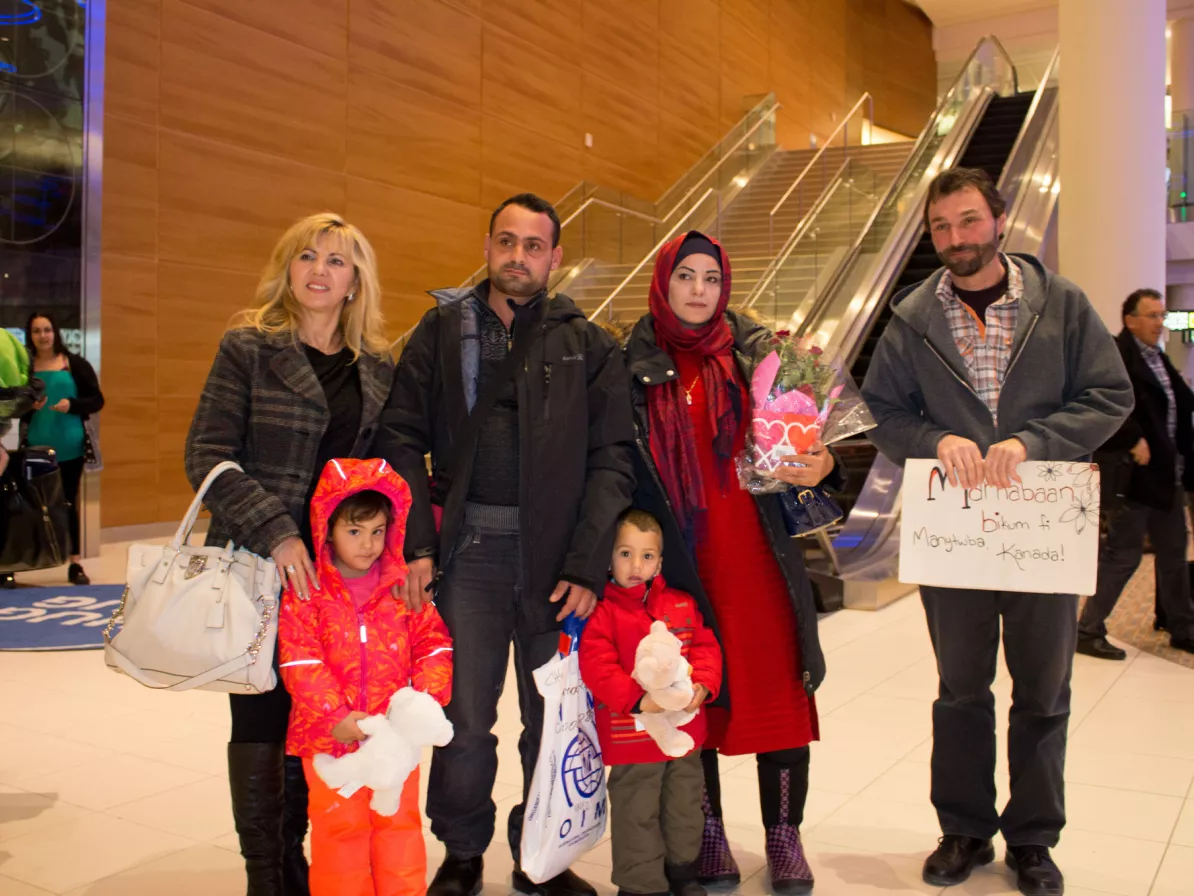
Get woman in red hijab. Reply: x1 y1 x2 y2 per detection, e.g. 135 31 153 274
623 232 838 895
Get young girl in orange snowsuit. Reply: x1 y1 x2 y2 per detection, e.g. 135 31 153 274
280 457 453 896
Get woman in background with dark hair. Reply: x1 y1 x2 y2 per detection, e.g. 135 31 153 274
23 312 104 586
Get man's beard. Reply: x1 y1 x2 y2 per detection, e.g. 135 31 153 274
938 237 999 278
490 263 548 299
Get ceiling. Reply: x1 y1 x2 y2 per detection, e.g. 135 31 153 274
906 0 1057 28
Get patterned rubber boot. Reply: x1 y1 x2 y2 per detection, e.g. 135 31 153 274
766 825 814 895
696 788 741 887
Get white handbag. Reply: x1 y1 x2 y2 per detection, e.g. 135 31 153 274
104 461 281 693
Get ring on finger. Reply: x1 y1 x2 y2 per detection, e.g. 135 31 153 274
286 564 297 574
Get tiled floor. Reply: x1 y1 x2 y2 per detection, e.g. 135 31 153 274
1 545 1192 895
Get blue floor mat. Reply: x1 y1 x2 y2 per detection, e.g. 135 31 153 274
0 584 123 650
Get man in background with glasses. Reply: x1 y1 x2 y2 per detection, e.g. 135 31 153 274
1079 288 1194 657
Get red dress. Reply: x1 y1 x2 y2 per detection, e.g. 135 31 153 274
674 352 819 756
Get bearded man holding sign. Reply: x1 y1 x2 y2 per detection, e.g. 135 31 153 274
860 168 1132 896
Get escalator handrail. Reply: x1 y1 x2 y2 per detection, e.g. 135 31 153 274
998 45 1060 200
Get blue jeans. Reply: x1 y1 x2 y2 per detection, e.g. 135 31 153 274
426 526 561 861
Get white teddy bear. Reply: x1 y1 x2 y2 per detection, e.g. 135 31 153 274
312 686 454 816
632 620 698 758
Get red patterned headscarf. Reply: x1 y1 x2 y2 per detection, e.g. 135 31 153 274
647 231 744 544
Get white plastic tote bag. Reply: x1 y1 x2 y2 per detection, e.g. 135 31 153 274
103 461 281 693
520 615 607 883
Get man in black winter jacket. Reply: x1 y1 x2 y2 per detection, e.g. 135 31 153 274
1080 288 1194 658
376 193 635 896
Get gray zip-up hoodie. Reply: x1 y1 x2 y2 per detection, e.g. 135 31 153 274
860 253 1133 464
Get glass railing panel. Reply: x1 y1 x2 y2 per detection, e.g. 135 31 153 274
655 94 779 225
748 161 880 334
1170 110 1194 219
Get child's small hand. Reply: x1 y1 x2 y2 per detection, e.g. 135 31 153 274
638 695 665 714
332 711 370 744
684 684 709 714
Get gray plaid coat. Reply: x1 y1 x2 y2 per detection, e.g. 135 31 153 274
184 328 394 556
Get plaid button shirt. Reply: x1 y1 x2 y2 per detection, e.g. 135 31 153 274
936 256 1024 420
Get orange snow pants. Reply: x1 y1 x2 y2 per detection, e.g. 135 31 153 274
303 758 426 896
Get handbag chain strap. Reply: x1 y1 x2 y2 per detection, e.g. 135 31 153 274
102 586 129 643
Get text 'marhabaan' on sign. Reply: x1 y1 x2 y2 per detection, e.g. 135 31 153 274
899 459 1100 595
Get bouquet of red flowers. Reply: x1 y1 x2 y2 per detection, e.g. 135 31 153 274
737 334 874 533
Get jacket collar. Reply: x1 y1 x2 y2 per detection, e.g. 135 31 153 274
602 575 669 613
267 334 392 427
429 279 585 327
892 252 1048 336
1117 327 1169 394
889 253 1046 383
269 343 326 410
624 310 769 388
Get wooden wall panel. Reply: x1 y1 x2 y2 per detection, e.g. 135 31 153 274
105 0 159 125
156 133 347 273
100 0 936 527
160 2 348 170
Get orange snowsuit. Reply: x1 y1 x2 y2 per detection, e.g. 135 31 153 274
280 458 453 896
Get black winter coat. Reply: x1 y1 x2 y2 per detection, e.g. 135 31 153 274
376 285 636 606
1097 329 1194 511
624 311 833 703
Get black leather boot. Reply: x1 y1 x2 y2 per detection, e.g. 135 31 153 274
228 743 285 896
666 860 707 896
282 754 310 896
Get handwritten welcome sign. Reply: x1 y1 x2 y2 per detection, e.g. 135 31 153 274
899 459 1100 595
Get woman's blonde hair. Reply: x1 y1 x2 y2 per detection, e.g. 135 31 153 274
231 212 389 360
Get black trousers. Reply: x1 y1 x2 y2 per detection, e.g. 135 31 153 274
59 456 84 557
426 526 561 861
1082 495 1194 642
920 587 1076 848
230 677 292 743
702 746 810 828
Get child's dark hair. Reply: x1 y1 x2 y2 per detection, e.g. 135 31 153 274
617 508 663 539
329 490 392 531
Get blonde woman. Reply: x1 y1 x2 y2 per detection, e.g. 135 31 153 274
185 212 394 896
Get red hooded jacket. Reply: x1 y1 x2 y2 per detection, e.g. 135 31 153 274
578 575 722 765
279 458 453 758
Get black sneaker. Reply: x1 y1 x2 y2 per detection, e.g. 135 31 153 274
1006 845 1064 896
68 563 90 586
428 855 483 896
1075 635 1127 661
922 835 995 886
513 868 598 896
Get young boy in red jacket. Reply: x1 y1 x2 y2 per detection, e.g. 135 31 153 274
280 458 453 896
579 509 722 896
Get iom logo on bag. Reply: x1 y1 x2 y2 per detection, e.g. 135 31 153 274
561 729 603 808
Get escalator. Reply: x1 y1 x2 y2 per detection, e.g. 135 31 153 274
850 93 1033 385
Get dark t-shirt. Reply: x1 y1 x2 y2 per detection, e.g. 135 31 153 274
301 344 361 549
953 268 1010 323
467 299 521 506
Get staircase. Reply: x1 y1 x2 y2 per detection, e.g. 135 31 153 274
572 142 912 324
